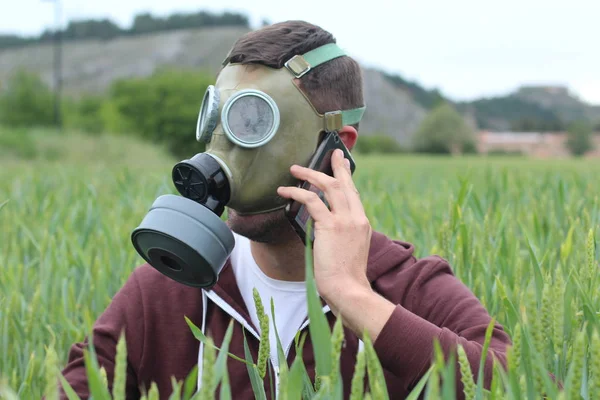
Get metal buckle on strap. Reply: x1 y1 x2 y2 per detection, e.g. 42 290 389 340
284 55 311 78
324 111 343 132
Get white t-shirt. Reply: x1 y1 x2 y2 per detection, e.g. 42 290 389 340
230 232 308 370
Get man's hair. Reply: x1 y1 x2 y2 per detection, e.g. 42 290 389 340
225 20 364 132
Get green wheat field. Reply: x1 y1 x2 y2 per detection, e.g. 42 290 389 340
1 128 600 399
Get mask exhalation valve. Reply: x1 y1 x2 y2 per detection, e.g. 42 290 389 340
172 153 230 216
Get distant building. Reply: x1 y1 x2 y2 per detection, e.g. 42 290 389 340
477 131 600 158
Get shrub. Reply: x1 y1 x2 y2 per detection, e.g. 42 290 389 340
566 120 593 157
0 69 55 128
354 134 405 155
63 95 106 135
109 68 214 159
411 102 477 154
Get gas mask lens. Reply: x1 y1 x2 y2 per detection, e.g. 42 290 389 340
196 85 220 143
196 86 280 149
222 89 280 148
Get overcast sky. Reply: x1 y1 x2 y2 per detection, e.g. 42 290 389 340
2 0 598 104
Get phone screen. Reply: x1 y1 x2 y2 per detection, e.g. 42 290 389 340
293 183 328 242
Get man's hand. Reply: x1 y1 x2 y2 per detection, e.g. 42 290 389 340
277 148 395 341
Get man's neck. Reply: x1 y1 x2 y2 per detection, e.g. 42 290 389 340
250 237 307 281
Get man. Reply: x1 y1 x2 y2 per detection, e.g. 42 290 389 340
60 20 511 399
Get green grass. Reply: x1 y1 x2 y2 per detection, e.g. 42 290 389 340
0 126 174 164
1 129 600 398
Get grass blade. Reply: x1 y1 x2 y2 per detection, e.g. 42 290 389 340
242 329 267 400
405 366 434 400
287 356 306 400
82 349 111 400
304 221 332 382
182 365 198 400
520 225 545 303
213 320 236 392
57 375 81 400
185 316 251 366
219 361 232 400
113 331 127 400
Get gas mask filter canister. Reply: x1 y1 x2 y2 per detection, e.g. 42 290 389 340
131 43 366 288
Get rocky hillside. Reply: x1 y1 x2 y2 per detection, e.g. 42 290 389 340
1 25 598 144
0 27 248 95
514 86 600 124
0 26 431 145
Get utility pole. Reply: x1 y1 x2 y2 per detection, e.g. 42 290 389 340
43 0 62 131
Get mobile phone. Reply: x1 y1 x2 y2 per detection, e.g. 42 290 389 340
285 131 356 245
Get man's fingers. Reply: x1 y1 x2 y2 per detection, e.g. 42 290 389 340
287 149 367 214
289 164 333 191
330 149 365 214
332 149 353 186
277 186 331 222
289 163 349 212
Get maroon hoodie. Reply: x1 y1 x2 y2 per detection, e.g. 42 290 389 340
60 231 511 399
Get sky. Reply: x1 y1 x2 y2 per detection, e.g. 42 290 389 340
1 0 599 104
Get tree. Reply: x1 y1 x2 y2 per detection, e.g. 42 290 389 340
0 69 55 127
566 120 593 156
109 68 214 158
354 134 405 154
411 102 477 154
62 19 123 41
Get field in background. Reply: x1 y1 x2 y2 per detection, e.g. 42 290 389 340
1 129 600 398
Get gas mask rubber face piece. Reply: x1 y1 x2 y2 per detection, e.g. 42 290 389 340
131 43 366 289
195 63 331 215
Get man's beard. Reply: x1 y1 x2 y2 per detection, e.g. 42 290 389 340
226 207 298 244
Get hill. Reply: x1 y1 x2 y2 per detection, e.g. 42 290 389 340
1 23 598 144
455 95 567 131
454 86 600 131
515 86 600 124
0 26 433 145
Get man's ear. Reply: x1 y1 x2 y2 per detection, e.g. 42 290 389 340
338 126 358 150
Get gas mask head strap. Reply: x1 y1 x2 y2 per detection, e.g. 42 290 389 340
284 43 366 132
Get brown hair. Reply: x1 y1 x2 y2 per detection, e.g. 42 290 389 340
224 20 365 132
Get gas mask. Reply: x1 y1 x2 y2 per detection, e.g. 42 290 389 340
131 43 366 288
